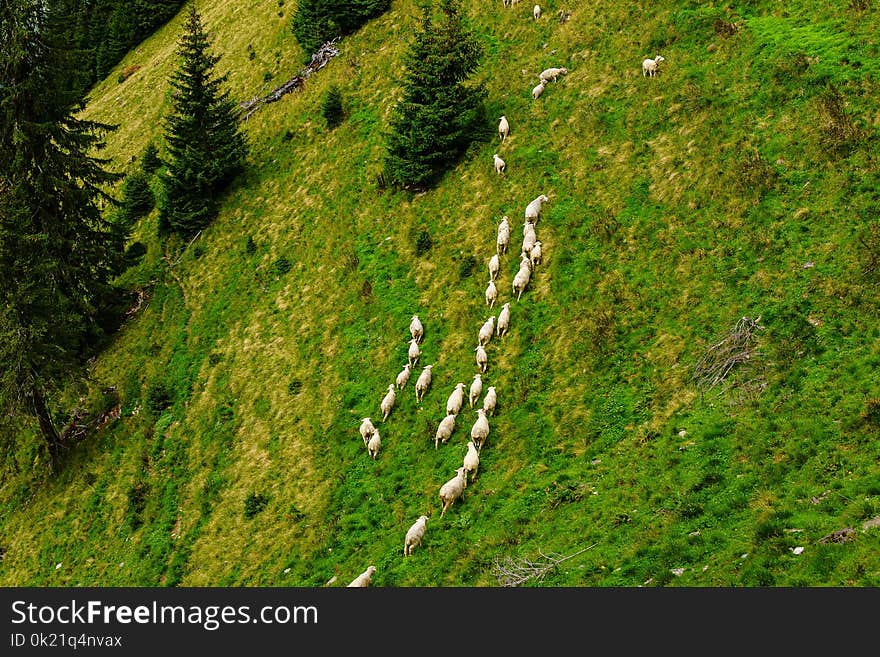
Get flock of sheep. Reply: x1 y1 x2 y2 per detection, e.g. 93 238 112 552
346 3 666 588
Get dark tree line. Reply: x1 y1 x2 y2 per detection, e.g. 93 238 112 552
291 0 390 57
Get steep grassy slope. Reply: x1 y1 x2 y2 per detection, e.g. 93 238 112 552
1 0 879 587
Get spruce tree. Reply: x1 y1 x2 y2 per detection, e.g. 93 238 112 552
118 170 155 225
0 0 123 466
321 85 344 129
291 0 390 58
140 140 162 174
383 0 487 191
157 4 248 238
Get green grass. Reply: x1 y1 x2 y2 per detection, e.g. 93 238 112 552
1 0 879 587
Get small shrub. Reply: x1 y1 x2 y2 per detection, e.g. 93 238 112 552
192 244 205 259
146 381 172 415
281 130 294 142
119 171 155 225
140 142 162 174
861 398 880 429
361 279 373 300
414 229 433 256
126 481 149 529
245 235 257 255
247 45 256 61
273 256 292 276
288 379 303 395
263 71 273 83
321 85 344 129
244 492 270 519
458 254 477 280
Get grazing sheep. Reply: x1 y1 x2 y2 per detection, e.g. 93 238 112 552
523 218 536 238
497 216 510 254
469 373 483 408
498 115 509 142
415 365 433 402
519 252 533 271
367 430 381 460
463 441 480 483
482 386 497 416
485 279 498 308
347 565 377 587
381 384 397 422
539 67 568 83
522 229 537 258
475 344 488 373
478 316 495 346
525 194 550 222
410 315 424 343
439 466 468 517
408 337 421 367
531 78 548 100
496 303 511 337
396 363 412 390
642 55 665 77
471 408 490 451
359 417 376 446
446 382 467 416
493 153 506 174
404 515 429 557
489 253 500 281
512 265 531 301
533 4 541 19
530 240 543 267
435 413 456 449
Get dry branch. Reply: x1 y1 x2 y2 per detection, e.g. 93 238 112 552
491 543 598 587
692 315 763 390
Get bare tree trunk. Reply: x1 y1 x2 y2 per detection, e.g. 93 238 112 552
30 386 63 468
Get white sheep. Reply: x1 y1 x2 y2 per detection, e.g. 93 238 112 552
485 279 498 308
496 303 511 337
410 314 424 343
463 441 480 484
525 194 550 222
475 344 488 373
347 565 377 587
471 408 490 451
396 363 412 390
497 216 510 254
415 364 433 402
498 115 510 142
435 413 456 449
493 153 506 174
367 430 381 460
482 386 497 416
446 382 467 416
478 316 495 346
381 384 397 422
469 373 483 408
359 417 376 446
523 218 536 238
529 240 543 267
522 229 537 258
404 515 429 557
539 67 568 83
642 55 665 77
408 337 421 367
439 466 467 517
531 78 547 100
533 4 541 20
512 265 531 301
489 253 500 281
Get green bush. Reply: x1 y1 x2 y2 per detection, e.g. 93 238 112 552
244 492 270 519
321 85 344 129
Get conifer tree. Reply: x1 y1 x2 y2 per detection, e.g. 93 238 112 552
383 0 487 191
118 170 155 226
157 4 247 238
291 0 390 58
140 141 162 174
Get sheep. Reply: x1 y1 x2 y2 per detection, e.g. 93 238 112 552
404 515 429 557
359 417 376 446
381 384 397 422
367 429 381 460
498 115 510 142
408 337 421 367
531 78 547 100
522 229 537 258
642 55 665 77
489 253 500 281
497 216 510 254
523 218 536 238
463 441 480 484
469 373 483 408
446 382 467 416
496 303 511 337
482 386 497 416
493 153 506 174
533 4 541 20
439 466 467 517
512 265 531 301
396 363 412 390
415 364 433 402
478 316 495 346
525 194 550 223
539 67 568 83
435 413 456 449
410 315 424 343
485 279 498 308
347 565 377 587
470 408 490 451
475 344 488 373
530 240 543 267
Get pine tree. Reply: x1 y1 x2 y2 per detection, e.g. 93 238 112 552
157 4 248 238
383 0 487 191
0 0 123 467
291 0 390 58
140 141 162 174
321 85 344 129
118 170 155 225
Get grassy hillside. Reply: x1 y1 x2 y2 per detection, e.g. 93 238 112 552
1 0 879 587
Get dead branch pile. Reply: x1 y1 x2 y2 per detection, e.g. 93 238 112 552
692 315 763 389
491 544 597 587
239 38 341 121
